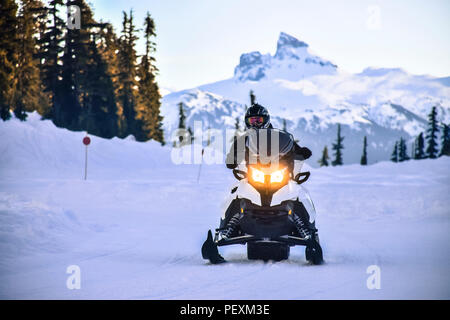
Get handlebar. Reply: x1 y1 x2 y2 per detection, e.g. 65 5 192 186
294 171 310 185
232 169 247 181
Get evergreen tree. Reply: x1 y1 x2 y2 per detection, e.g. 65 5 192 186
206 126 212 146
360 136 368 165
81 25 119 138
414 132 425 159
249 90 256 106
98 23 120 85
398 137 410 162
439 123 450 157
398 138 404 162
229 116 242 143
178 102 186 130
0 0 19 120
331 124 344 166
187 126 194 144
390 141 398 162
58 0 99 130
117 10 139 137
11 0 49 121
425 106 439 158
282 118 287 132
403 138 410 161
39 0 64 122
48 1 121 137
135 12 164 144
0 1 159 142
318 146 329 167
0 50 14 120
97 23 122 134
29 0 51 117
234 116 241 135
176 102 188 146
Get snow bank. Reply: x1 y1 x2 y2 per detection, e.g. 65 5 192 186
0 112 173 180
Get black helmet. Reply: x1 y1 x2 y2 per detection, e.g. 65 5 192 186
245 104 270 129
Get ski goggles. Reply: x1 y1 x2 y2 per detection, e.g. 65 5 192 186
247 116 265 126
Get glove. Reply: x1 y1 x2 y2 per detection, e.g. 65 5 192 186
226 163 238 169
300 147 312 159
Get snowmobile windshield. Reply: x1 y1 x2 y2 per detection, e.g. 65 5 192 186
246 128 294 165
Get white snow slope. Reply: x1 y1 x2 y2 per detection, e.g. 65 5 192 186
0 113 449 299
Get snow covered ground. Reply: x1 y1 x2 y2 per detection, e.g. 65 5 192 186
0 113 449 299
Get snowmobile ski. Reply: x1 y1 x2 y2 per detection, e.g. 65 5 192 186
201 230 225 264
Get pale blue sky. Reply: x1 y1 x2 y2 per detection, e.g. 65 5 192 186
91 0 450 91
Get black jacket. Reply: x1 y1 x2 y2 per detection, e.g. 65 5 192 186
225 128 312 169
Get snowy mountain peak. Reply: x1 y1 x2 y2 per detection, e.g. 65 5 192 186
274 32 308 59
234 51 271 81
277 32 309 47
234 31 337 82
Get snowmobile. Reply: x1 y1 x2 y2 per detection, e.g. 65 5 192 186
201 129 324 265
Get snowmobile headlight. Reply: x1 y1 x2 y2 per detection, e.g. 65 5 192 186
270 168 286 183
249 166 288 185
251 167 265 184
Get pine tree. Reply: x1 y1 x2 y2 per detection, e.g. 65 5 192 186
40 0 64 123
178 102 186 130
117 10 139 137
398 137 410 162
404 138 410 161
282 118 287 132
439 123 450 157
81 25 119 138
414 132 425 159
29 0 51 117
234 116 241 135
48 1 121 137
398 138 404 162
11 0 49 121
360 136 368 165
331 124 344 166
58 0 100 130
229 116 242 143
0 0 19 121
391 141 398 162
206 126 212 146
0 50 14 120
97 23 122 134
176 102 187 146
249 90 256 106
135 12 164 144
98 24 120 84
187 126 194 144
425 106 439 158
318 146 329 167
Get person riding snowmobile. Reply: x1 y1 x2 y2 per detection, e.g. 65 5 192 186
202 103 323 264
